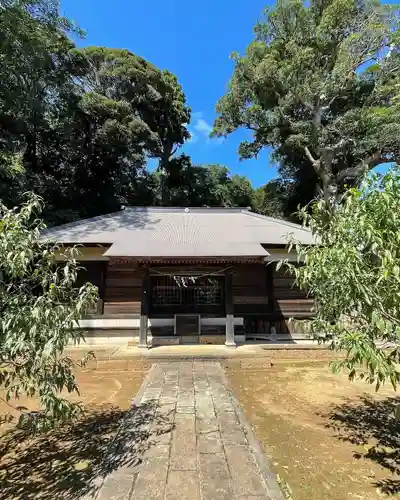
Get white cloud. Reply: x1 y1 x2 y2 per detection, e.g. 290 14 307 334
187 112 223 145
194 118 213 136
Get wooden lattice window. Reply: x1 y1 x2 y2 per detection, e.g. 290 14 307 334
151 275 223 307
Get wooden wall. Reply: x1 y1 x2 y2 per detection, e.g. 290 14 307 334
80 261 314 336
147 325 174 336
103 262 143 316
232 264 269 315
236 262 314 336
73 261 106 315
272 264 313 318
73 261 106 295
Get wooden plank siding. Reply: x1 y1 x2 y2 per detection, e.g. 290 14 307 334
147 325 174 336
73 261 106 295
240 263 314 337
73 261 107 315
232 264 269 315
272 264 313 317
78 260 314 341
103 262 144 315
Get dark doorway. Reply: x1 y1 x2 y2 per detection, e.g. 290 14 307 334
175 314 200 344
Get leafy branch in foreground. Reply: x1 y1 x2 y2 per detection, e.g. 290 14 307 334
0 193 98 431
281 168 400 390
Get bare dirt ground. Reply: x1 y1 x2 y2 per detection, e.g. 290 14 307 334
225 359 400 500
0 360 150 500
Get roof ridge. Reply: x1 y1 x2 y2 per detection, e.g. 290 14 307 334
241 210 311 233
125 206 249 213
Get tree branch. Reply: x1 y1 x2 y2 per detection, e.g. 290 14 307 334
321 95 338 112
305 146 331 181
381 310 400 326
335 151 383 185
304 146 316 164
305 146 335 204
0 395 28 414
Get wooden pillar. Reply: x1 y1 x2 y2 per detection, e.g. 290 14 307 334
266 263 276 340
138 267 150 349
225 270 236 347
99 261 108 315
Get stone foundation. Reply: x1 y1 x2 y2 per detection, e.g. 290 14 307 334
152 336 180 346
199 335 225 345
127 336 140 347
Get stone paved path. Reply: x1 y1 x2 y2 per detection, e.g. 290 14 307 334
91 361 283 500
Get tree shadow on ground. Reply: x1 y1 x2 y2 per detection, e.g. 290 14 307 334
324 395 400 494
0 401 174 500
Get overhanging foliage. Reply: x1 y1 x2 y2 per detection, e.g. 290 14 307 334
281 168 400 389
0 193 98 430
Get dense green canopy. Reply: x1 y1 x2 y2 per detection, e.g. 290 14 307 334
214 0 400 208
0 0 266 224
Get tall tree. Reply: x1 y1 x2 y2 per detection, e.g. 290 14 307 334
146 71 191 204
253 181 286 218
0 0 83 207
0 1 192 222
229 174 254 208
44 47 162 221
255 157 320 221
163 162 257 208
72 47 190 210
213 0 400 205
0 1 266 220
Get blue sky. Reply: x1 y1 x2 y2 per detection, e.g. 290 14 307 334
60 0 275 187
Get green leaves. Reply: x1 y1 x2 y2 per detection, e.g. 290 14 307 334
0 2 194 222
0 193 98 431
214 0 400 209
284 168 400 390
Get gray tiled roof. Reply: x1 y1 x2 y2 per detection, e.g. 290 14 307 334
43 207 314 257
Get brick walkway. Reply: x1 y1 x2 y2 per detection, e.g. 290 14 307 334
91 361 283 500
